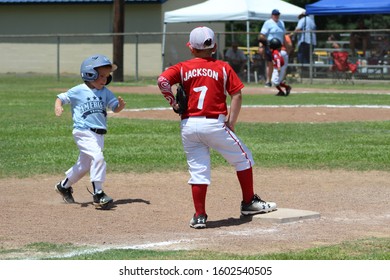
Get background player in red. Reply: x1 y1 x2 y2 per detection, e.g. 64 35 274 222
269 38 292 96
157 26 277 229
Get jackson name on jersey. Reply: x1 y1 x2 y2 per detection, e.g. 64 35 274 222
183 68 219 82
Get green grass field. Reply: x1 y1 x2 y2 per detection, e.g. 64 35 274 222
0 75 389 260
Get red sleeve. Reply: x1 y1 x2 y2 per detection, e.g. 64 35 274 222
157 63 183 106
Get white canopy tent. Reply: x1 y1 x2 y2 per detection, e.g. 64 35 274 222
162 0 304 81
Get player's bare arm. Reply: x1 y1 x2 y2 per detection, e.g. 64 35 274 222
113 96 126 113
225 91 242 132
54 98 64 117
258 33 267 41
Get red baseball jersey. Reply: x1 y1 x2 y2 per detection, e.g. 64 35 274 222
272 49 285 69
160 57 244 119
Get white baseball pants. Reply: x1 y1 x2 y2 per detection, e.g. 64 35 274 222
180 115 254 185
65 128 106 185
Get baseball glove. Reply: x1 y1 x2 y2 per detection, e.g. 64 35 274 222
173 84 188 115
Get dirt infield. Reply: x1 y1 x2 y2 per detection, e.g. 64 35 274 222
115 106 390 123
112 85 390 123
1 86 389 259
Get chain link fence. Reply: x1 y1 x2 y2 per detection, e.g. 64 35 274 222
1 29 389 83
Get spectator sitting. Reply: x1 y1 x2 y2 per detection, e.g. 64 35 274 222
251 51 266 82
350 18 369 57
373 36 390 58
328 34 341 49
370 36 390 68
224 41 247 77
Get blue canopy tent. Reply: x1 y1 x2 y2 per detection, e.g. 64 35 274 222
306 0 390 15
305 0 390 81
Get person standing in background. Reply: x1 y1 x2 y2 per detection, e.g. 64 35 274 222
349 18 369 57
294 11 317 65
258 9 286 87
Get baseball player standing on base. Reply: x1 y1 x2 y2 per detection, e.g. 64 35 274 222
54 54 126 209
157 26 277 229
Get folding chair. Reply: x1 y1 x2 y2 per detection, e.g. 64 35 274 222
331 51 358 84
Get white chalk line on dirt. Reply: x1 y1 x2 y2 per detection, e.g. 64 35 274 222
47 239 199 259
47 227 282 259
114 104 390 113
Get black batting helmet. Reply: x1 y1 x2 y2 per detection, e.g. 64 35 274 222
269 38 282 50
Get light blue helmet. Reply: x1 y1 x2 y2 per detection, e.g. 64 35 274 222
80 54 117 83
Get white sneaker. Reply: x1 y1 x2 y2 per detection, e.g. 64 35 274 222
241 194 277 216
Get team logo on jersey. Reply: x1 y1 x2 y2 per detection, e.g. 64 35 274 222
81 96 107 119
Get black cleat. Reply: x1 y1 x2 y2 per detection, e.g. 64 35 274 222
93 190 113 209
189 214 208 229
55 182 75 203
285 86 292 96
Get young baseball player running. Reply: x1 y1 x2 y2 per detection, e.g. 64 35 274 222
157 26 277 229
54 54 126 209
268 38 292 96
